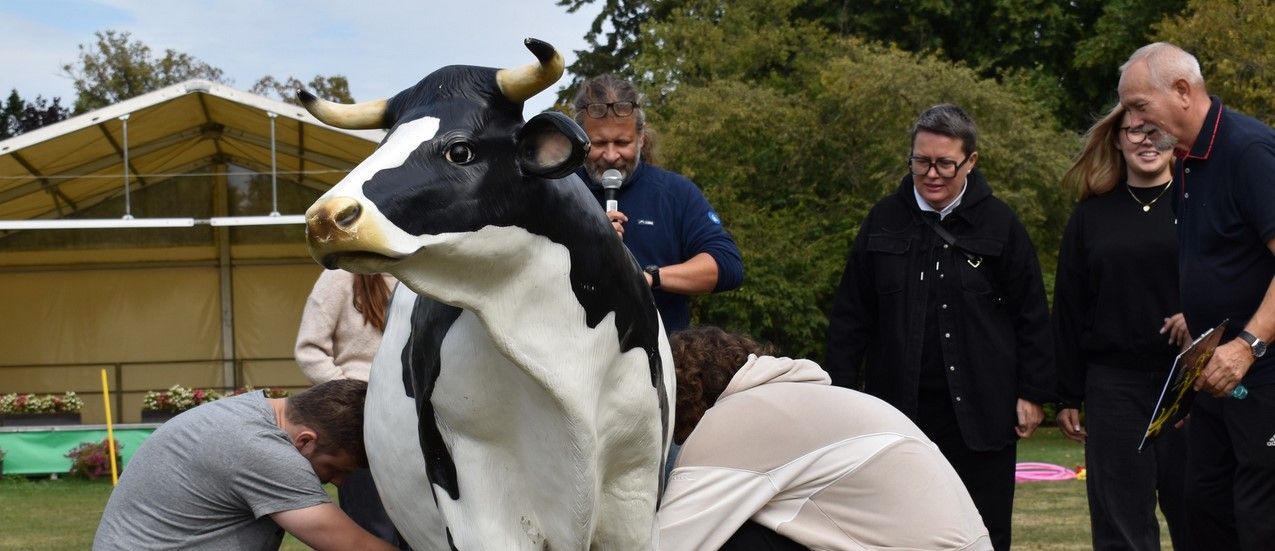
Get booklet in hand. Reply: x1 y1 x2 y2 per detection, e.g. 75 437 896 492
1139 319 1228 451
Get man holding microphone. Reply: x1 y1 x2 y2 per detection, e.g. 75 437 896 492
571 74 744 331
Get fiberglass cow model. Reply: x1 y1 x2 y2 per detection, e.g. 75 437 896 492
300 39 675 549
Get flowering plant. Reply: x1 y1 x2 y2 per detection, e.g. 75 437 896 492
142 385 224 413
65 439 122 480
0 392 83 414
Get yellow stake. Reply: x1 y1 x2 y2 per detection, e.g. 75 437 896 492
100 369 119 486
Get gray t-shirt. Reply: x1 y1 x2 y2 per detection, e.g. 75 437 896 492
94 392 331 550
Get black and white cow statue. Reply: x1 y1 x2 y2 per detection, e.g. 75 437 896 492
300 39 674 549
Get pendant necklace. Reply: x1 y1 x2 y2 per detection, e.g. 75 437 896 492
1127 180 1173 213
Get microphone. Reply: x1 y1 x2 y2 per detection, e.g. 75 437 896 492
601 169 623 212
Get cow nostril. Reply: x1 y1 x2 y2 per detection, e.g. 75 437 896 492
334 202 361 228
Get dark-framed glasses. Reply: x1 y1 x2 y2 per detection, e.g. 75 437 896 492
1120 126 1155 145
907 155 971 178
585 101 639 118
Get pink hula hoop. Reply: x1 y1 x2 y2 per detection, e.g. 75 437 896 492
1015 462 1077 483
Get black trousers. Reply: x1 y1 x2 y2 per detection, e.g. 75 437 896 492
1083 364 1191 551
918 394 1016 551
339 468 413 550
1184 386 1275 550
719 521 808 550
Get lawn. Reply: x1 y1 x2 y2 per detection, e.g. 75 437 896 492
0 428 1170 550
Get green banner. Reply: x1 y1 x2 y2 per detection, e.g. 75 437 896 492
0 426 155 476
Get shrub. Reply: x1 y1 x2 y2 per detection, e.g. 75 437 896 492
232 386 289 398
65 439 122 480
0 392 83 414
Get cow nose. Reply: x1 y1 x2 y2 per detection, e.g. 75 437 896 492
333 200 361 228
306 196 363 244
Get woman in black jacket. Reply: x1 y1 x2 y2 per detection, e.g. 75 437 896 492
825 104 1054 551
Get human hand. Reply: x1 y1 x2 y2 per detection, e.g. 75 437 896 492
1016 399 1044 438
1056 407 1086 443
607 210 627 239
1161 313 1192 349
1195 339 1255 397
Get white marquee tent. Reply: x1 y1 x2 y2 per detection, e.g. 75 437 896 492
0 80 383 423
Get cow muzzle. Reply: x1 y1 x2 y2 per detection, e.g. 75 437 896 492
306 196 396 270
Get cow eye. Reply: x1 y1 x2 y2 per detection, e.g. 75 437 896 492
444 142 475 165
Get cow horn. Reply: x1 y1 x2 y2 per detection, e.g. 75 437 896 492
496 38 564 104
298 89 388 130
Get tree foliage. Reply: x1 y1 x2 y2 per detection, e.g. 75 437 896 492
250 75 355 105
63 30 229 113
561 0 1185 130
1157 0 1275 124
0 89 70 139
624 0 1076 358
553 0 678 106
55 29 356 121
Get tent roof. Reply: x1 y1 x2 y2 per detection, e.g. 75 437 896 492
0 79 384 222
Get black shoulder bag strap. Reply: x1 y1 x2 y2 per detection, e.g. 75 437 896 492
919 214 982 268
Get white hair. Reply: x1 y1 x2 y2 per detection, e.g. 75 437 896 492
1120 42 1206 92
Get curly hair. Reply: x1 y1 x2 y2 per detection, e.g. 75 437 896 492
669 326 777 444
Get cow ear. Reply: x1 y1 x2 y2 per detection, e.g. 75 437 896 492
515 111 590 179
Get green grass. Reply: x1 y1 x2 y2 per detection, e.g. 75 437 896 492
0 428 1171 550
0 477 331 551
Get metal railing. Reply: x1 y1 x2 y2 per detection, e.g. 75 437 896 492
0 358 311 422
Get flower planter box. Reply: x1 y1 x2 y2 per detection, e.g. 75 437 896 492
140 411 180 423
0 412 82 427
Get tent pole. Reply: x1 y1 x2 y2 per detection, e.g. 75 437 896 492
212 161 237 390
119 114 133 220
268 112 279 216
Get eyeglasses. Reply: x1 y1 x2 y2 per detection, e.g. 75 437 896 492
585 101 639 118
907 155 971 178
1119 126 1156 145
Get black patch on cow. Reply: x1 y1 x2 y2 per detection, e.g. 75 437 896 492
446 527 459 551
401 295 464 500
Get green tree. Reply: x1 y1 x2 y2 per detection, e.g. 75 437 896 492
1157 0 1275 124
553 0 685 106
0 89 70 139
62 30 229 113
628 0 1077 357
250 75 355 105
560 0 1185 130
1071 0 1187 119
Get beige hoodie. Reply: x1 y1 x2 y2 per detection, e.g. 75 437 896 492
294 270 397 383
659 355 991 551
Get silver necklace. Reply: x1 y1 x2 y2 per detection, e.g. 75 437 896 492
1127 180 1173 213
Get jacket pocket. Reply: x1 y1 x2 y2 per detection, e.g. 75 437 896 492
865 234 910 294
957 237 1004 295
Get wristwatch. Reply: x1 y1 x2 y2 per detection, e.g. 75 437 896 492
643 265 661 289
1238 330 1268 358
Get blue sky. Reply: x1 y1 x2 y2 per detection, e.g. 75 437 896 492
0 0 603 114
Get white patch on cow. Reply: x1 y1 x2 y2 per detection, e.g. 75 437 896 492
317 116 443 258
367 224 674 550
